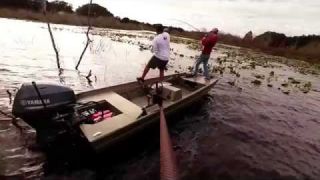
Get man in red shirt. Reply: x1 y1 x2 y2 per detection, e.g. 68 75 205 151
193 28 218 80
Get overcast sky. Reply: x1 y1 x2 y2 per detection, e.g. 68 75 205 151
59 0 320 36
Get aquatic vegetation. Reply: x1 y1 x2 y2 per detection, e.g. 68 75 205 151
282 89 290 95
250 62 256 69
227 81 235 86
251 79 262 85
298 82 312 93
270 71 275 76
253 74 265 80
241 65 250 70
288 77 301 84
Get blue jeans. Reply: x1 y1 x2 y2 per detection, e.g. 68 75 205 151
193 54 210 78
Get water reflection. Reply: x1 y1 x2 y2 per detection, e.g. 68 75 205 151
0 18 319 179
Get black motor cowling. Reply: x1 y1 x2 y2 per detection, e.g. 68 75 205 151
13 83 76 123
12 83 78 146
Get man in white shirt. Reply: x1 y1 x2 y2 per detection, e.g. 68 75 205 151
137 25 170 82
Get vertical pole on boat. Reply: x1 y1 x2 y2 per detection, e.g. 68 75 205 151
160 106 179 180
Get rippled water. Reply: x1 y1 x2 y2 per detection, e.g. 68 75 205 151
0 18 320 179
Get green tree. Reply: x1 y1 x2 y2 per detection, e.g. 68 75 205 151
76 3 113 17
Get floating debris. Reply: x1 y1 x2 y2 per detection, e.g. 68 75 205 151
267 84 273 87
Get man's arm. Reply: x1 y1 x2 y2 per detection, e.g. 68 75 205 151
151 36 158 53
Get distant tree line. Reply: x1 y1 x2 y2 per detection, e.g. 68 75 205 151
252 31 320 49
75 3 113 17
0 0 112 16
0 0 72 13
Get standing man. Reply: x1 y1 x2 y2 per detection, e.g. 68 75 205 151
193 28 218 80
137 25 170 82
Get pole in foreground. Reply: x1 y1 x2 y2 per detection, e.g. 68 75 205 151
160 106 179 180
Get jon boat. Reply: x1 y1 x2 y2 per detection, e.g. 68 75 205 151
77 74 219 152
12 73 218 152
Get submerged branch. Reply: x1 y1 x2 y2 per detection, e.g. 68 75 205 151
42 1 61 69
75 0 93 70
47 22 61 69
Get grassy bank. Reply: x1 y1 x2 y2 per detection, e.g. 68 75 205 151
0 8 319 64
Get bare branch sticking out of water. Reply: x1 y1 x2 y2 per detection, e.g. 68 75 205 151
6 90 12 105
86 69 93 83
75 0 93 70
42 1 61 69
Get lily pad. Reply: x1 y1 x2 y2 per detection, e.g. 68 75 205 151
270 71 275 76
254 74 265 79
282 90 290 95
228 81 235 86
288 77 301 84
251 79 262 85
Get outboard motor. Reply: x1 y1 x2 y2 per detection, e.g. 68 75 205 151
12 82 79 148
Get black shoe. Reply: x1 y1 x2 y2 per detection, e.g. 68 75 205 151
137 77 145 84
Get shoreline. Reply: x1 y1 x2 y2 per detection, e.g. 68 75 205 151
0 8 319 65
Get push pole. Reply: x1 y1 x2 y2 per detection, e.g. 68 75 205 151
159 106 179 180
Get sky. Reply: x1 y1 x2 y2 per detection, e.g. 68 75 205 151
59 0 320 37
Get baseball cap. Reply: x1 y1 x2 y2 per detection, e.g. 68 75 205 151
211 28 219 33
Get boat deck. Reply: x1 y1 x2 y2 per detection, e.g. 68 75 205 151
75 74 219 151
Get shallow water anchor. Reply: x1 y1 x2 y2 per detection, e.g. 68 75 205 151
160 106 179 180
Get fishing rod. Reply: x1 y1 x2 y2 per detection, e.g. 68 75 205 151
167 18 202 32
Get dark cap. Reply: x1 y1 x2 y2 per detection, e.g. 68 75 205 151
155 24 164 34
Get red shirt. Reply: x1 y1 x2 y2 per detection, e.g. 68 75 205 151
201 34 218 55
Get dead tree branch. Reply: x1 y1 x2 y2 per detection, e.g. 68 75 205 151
75 0 93 70
42 0 61 69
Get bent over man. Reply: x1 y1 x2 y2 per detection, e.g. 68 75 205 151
137 26 170 82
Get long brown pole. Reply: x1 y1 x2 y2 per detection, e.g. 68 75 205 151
160 106 179 180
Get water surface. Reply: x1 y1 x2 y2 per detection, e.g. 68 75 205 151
0 18 320 179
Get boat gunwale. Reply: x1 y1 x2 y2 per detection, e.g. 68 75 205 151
88 77 219 151
76 73 186 99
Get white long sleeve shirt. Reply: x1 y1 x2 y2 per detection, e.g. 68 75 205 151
152 32 170 61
